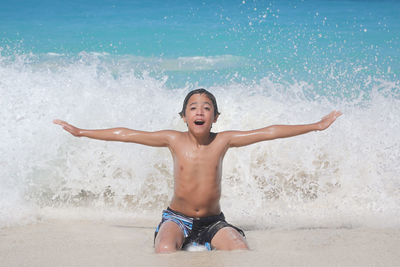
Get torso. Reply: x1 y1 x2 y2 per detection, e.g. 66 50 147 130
167 131 230 218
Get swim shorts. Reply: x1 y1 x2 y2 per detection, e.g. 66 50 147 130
154 207 245 250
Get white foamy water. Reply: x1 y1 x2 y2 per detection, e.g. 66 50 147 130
1 53 399 229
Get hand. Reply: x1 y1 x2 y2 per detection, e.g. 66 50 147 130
53 119 82 137
317 110 342 131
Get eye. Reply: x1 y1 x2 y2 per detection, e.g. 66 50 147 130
205 107 211 110
190 107 196 110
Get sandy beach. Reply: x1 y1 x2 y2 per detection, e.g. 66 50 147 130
1 220 399 267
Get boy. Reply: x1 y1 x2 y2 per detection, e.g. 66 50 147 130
54 88 342 253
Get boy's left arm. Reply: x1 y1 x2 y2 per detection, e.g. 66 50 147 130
226 110 342 147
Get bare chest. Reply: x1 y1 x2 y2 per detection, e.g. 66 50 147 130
171 140 227 176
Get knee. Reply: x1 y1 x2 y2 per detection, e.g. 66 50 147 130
232 239 249 250
211 227 250 251
155 242 178 254
224 236 249 251
215 239 249 251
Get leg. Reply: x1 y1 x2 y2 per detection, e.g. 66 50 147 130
154 221 185 253
211 227 249 251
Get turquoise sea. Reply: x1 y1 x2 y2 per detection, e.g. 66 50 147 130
1 0 399 228
2 0 399 89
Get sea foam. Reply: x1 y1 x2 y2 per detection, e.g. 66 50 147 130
1 52 399 229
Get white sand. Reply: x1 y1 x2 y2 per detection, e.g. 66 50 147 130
1 220 399 267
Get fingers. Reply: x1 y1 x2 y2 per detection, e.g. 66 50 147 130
323 110 342 120
334 110 343 118
53 119 74 130
330 110 342 122
53 119 78 135
53 119 67 126
318 110 342 131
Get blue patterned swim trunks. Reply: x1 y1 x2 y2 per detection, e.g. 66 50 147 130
154 207 245 250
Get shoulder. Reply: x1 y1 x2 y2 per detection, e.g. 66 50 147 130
215 130 256 147
216 130 240 138
214 130 239 144
158 130 185 142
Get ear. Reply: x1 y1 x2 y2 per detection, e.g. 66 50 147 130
213 114 219 123
182 114 187 124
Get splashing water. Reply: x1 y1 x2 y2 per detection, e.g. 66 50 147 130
1 52 399 229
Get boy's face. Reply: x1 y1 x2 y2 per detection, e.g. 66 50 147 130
182 93 218 134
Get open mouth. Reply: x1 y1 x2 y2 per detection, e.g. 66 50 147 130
194 120 205 125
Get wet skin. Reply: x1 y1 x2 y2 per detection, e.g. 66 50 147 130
54 93 342 250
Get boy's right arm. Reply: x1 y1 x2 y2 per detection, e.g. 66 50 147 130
53 119 175 147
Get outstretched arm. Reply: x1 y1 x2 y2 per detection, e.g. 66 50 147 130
53 119 176 147
226 110 342 147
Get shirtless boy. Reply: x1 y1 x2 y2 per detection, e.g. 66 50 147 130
54 88 342 253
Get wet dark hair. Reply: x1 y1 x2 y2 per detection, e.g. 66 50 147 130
179 88 220 117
